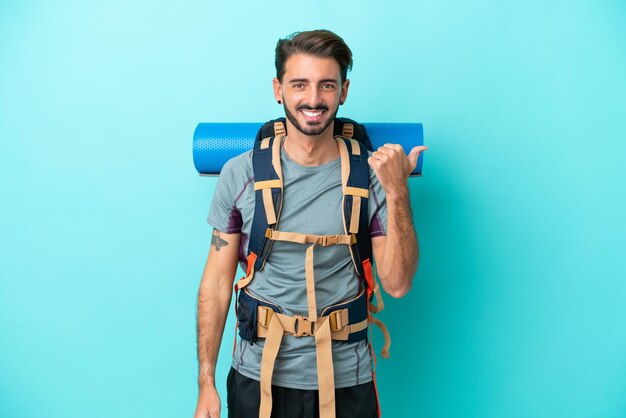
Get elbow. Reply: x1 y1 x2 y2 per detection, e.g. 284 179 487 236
386 283 411 299
379 263 417 298
381 276 412 298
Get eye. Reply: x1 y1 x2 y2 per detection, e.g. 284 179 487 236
321 83 336 90
291 83 305 89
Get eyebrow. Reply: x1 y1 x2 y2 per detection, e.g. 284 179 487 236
288 78 339 84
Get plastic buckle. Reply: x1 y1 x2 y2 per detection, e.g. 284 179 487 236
321 235 339 246
258 307 273 328
343 123 354 138
294 315 314 337
274 121 286 137
328 310 344 332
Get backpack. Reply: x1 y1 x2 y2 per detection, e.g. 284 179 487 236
233 117 390 418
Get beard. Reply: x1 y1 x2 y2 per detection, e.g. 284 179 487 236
283 102 340 136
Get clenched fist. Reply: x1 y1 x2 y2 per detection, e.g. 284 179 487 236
368 144 428 198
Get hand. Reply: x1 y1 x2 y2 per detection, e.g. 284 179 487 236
368 144 428 198
194 384 221 418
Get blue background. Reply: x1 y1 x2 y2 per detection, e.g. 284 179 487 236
1 1 625 417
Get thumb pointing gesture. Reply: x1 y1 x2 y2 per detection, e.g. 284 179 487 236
369 144 428 197
407 145 428 174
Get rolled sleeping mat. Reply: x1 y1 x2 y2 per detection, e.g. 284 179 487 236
193 122 424 176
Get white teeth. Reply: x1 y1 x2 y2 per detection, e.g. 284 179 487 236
302 110 323 117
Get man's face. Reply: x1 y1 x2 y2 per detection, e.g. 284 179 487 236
274 54 350 136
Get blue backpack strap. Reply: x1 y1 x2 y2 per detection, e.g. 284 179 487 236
248 135 284 272
336 137 372 279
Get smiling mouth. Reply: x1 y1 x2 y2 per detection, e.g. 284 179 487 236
300 109 325 123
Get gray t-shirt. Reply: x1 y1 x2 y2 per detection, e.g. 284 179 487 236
207 143 387 390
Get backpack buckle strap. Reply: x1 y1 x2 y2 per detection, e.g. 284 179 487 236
258 306 274 328
294 315 314 337
342 123 354 139
256 311 316 338
318 233 356 246
264 229 355 246
274 121 286 137
319 234 339 246
328 309 348 332
255 306 368 341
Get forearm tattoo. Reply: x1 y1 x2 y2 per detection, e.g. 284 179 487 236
211 230 229 251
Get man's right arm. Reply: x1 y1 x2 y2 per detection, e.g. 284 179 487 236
194 228 241 418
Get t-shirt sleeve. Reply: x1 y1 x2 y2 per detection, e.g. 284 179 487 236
368 168 387 237
207 158 244 234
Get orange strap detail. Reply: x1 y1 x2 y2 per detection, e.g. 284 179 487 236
234 252 257 292
232 251 257 355
246 252 257 277
363 258 375 298
366 262 385 314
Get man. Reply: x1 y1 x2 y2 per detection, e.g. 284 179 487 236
194 29 426 418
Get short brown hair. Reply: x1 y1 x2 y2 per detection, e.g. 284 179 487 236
275 29 353 82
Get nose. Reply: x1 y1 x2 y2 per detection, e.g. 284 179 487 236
305 87 322 107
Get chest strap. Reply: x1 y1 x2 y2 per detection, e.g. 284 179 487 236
264 229 355 321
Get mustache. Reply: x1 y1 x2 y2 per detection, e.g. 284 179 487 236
296 104 329 111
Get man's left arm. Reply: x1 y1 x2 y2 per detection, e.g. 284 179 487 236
368 144 428 298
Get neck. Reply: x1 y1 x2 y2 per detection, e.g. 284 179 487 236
282 121 339 166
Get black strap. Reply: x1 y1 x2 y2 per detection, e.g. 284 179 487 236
249 136 282 271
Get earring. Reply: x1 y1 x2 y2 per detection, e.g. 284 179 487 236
277 100 282 104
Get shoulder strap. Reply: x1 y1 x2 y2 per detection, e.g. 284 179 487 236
248 135 284 271
336 136 372 279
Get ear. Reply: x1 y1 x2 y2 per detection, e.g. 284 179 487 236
339 79 350 105
273 77 283 103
